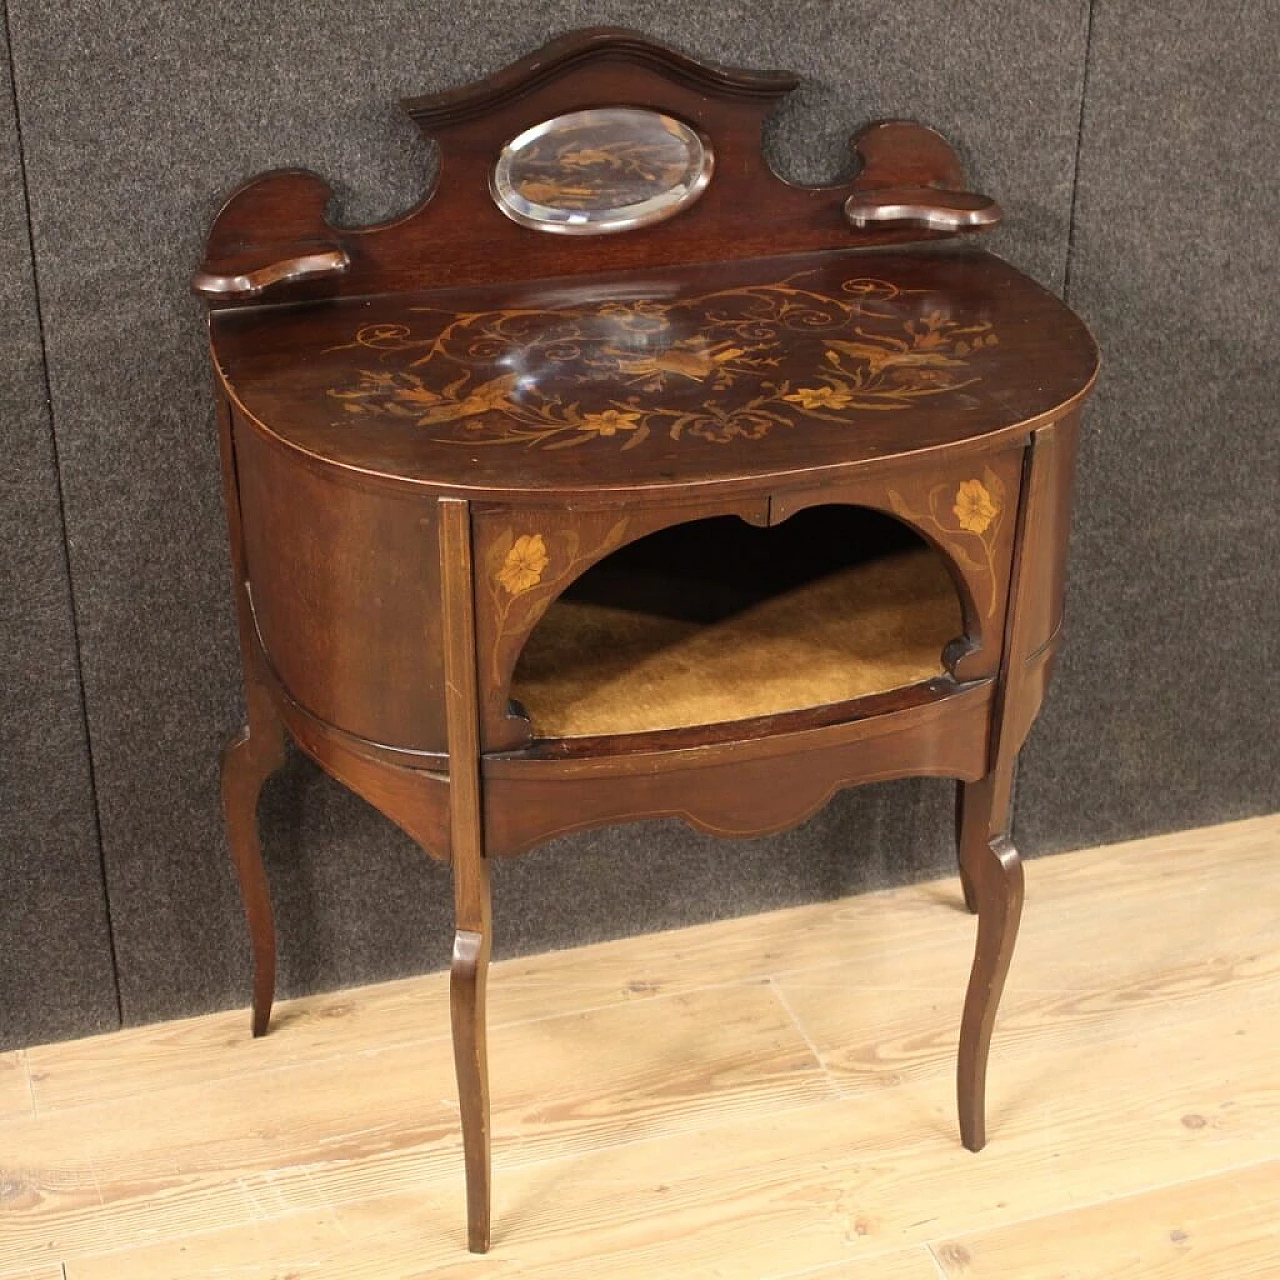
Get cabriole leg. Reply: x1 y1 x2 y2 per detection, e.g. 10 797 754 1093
219 686 286 1038
955 772 1023 1151
439 495 493 1252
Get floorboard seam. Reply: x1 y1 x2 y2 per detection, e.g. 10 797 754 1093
766 976 832 1082
924 1240 949 1279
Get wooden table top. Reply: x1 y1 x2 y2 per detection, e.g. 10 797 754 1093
212 245 1098 500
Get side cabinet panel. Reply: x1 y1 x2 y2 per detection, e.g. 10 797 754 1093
233 414 446 752
1014 411 1082 662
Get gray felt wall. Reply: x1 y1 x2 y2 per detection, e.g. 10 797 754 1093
2 1 1276 1049
0 13 117 1046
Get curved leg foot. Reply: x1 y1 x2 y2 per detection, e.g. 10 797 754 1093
954 780 981 915
957 832 1023 1151
220 708 286 1038
452 926 492 1252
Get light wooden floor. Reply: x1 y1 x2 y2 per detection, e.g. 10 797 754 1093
2 815 1278 1279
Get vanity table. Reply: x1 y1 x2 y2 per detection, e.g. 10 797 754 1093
196 29 1098 1252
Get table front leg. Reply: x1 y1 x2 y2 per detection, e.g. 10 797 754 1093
451 855 492 1253
440 496 494 1252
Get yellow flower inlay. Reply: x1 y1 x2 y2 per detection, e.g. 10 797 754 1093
782 385 855 411
579 409 642 436
498 534 550 596
953 479 1000 535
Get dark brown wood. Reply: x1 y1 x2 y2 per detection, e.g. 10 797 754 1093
211 247 1095 501
954 780 982 915
232 415 449 753
196 30 1098 1252
439 499 493 1254
843 124 1002 232
195 29 1002 308
267 676 451 862
220 722 283 1038
953 415 1077 1152
193 245 348 300
483 683 993 859
215 396 287 1037
845 186 1001 233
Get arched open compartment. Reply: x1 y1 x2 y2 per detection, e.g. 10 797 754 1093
510 505 967 740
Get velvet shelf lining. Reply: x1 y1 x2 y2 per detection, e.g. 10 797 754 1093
511 547 962 738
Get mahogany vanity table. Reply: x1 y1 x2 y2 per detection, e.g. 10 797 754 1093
196 29 1098 1252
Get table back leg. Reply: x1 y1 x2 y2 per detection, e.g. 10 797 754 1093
955 768 1023 1150
220 675 286 1038
953 779 982 915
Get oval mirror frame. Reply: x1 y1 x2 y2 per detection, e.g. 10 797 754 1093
490 107 714 235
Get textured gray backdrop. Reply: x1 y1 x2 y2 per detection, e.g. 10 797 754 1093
1 1 1275 1048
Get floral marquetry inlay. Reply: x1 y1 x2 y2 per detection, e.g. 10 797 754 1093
497 534 551 596
483 520 631 687
326 272 1001 452
953 478 1001 535
888 468 1008 620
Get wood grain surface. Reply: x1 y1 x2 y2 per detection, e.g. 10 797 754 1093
931 1161 1280 1278
3 814 1276 1277
0 1054 32 1125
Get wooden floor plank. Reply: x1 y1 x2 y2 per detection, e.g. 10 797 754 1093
22 888 961 1115
773 851 1280 1094
54 986 1280 1278
932 1160 1280 1278
1 983 831 1272
0 1055 33 1125
776 1247 946 1279
8 813 1280 1280
27 815 1277 1117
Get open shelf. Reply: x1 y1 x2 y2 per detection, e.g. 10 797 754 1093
511 507 963 739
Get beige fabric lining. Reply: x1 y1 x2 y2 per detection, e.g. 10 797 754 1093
512 548 962 737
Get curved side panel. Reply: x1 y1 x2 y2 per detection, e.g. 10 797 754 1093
483 682 993 857
1010 412 1082 660
267 669 451 863
232 411 447 752
1009 634 1060 756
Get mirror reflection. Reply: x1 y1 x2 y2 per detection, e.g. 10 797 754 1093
491 108 713 234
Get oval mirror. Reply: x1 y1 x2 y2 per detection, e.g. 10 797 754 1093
491 108 713 235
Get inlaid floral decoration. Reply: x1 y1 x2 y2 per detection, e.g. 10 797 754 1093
484 520 630 684
888 468 1008 619
326 272 1000 451
496 534 551 596
952 478 1001 536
